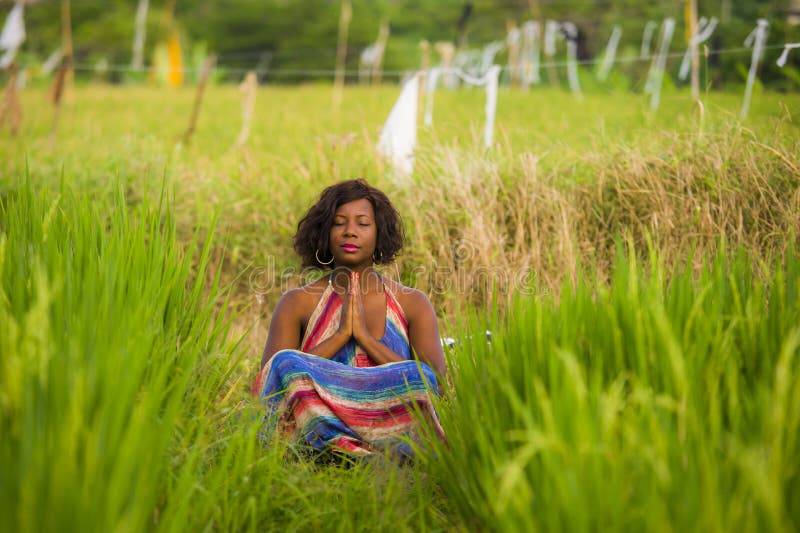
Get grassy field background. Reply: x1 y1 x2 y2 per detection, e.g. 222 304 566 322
1 83 799 531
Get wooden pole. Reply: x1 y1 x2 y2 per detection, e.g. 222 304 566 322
435 41 455 88
721 0 731 25
419 39 430 72
507 20 520 88
132 0 150 70
686 0 700 100
182 55 216 146
235 70 257 147
333 0 352 108
61 0 74 89
0 63 22 135
49 56 70 142
372 20 389 85
162 0 177 32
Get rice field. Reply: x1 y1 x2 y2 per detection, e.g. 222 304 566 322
1 83 799 531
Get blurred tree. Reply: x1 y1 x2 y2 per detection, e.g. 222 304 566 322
4 0 797 87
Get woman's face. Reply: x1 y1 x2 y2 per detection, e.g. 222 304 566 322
329 198 378 268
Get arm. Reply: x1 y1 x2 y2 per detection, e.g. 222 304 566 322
260 289 304 369
353 280 447 393
404 289 448 386
260 287 352 369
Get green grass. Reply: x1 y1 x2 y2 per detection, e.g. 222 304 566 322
1 84 799 531
0 179 453 531
3 85 798 340
428 243 800 531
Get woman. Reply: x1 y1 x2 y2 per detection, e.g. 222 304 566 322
253 179 447 456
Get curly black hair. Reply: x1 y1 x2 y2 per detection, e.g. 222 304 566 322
294 179 405 269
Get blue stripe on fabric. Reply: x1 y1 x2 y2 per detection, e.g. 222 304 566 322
382 319 411 359
266 350 437 398
301 415 362 448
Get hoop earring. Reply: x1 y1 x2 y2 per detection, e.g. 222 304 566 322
315 249 334 266
373 250 382 263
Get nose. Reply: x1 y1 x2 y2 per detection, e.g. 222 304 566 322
342 220 358 236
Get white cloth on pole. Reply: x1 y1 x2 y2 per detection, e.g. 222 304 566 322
741 19 770 118
424 66 441 127
483 65 500 148
420 65 500 148
679 17 718 80
521 21 541 86
562 22 582 99
648 18 676 110
480 41 504 76
598 25 622 81
0 3 24 50
544 20 560 57
777 43 800 67
378 75 419 176
42 47 63 75
0 2 25 68
641 21 658 59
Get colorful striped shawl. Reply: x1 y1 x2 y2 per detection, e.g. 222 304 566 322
254 277 444 455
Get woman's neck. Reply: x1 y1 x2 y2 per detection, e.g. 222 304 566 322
329 266 382 294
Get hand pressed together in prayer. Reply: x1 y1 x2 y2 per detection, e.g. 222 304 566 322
327 269 409 367
337 271 373 347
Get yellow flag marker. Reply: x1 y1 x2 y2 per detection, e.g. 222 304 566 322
167 32 183 87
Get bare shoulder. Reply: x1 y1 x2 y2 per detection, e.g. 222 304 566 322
384 278 435 319
276 277 328 315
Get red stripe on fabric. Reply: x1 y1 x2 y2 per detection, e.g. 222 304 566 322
355 353 377 368
330 436 372 454
302 292 341 352
296 400 418 427
251 367 267 396
285 385 427 428
295 401 415 430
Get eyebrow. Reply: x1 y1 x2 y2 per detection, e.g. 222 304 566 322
333 213 373 218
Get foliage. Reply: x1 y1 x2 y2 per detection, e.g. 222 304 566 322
9 0 800 87
1 84 799 530
426 242 800 531
1 181 798 530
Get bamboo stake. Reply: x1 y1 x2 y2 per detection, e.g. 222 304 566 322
0 63 22 135
61 0 73 90
686 0 700 100
333 0 352 109
721 0 731 24
371 20 389 85
419 40 430 72
131 0 149 70
434 41 455 88
162 0 177 32
49 56 70 142
506 20 520 87
235 70 257 147
181 55 216 146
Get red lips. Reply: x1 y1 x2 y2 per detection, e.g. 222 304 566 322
341 244 359 252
